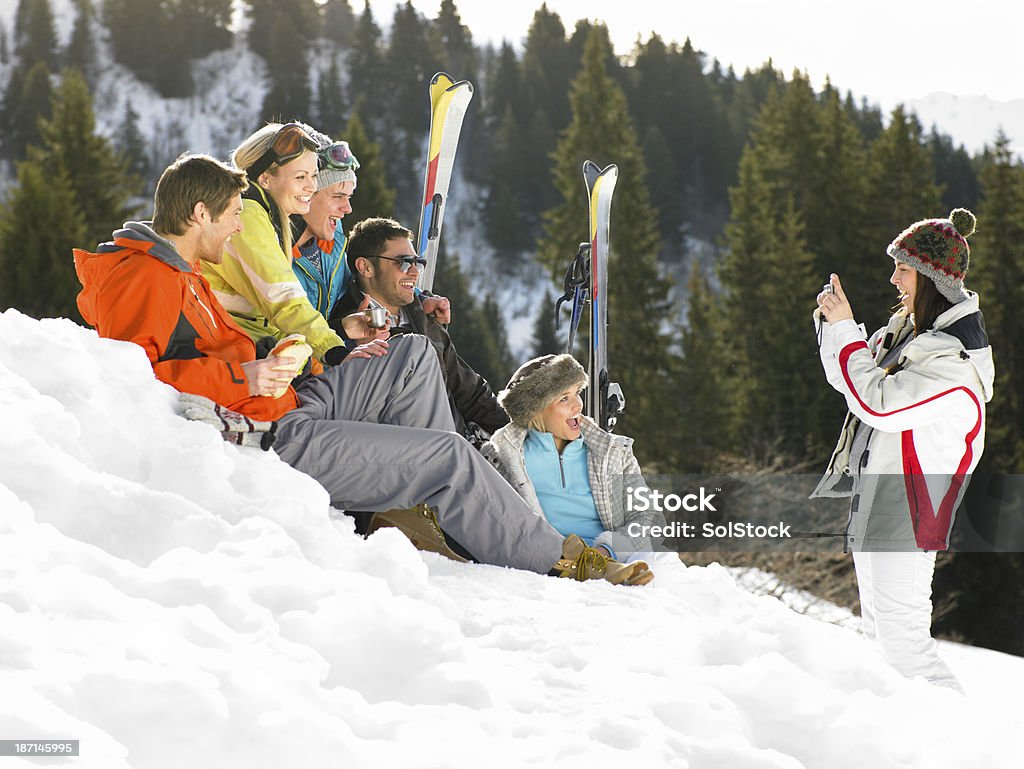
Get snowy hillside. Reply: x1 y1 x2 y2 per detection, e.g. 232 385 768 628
897 92 1024 157
2 308 1023 768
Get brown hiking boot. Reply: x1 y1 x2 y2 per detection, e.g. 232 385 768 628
551 535 654 586
367 503 469 563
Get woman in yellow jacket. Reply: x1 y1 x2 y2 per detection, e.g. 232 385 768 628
202 122 350 365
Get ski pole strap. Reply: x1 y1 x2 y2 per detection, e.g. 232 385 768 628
554 242 591 330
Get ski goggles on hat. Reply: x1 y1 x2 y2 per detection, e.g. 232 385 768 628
319 141 361 172
369 254 427 273
247 123 319 179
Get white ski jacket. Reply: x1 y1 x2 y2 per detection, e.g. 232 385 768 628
811 293 994 551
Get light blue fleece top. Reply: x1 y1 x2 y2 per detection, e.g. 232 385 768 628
523 429 605 547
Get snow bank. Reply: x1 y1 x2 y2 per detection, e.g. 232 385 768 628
1 308 1021 769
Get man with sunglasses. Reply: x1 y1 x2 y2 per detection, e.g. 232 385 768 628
330 217 508 448
289 127 451 330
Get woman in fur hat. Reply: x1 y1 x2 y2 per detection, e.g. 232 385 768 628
481 354 667 563
812 208 994 693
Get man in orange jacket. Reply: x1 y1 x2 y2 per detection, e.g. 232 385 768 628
73 153 653 586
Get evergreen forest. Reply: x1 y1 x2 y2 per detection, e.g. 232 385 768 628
1 0 1022 654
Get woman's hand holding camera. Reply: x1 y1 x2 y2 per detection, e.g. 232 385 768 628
817 273 854 323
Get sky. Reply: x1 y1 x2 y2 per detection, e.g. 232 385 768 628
367 0 1024 105
2 307 1024 768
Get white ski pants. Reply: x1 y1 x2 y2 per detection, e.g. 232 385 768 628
852 550 963 693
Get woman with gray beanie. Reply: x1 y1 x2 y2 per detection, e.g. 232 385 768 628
481 354 668 567
812 208 994 693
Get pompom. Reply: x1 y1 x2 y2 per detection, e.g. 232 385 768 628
949 208 976 238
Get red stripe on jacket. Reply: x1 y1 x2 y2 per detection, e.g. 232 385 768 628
837 340 982 549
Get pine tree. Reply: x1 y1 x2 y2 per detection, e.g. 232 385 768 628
4 60 52 160
432 0 479 171
808 83 873 327
633 37 726 243
316 57 346 135
720 146 822 459
674 261 727 471
347 1 386 137
175 0 233 61
536 28 676 465
479 295 516 385
13 0 58 69
433 0 476 82
322 0 355 47
103 0 193 97
260 13 311 123
929 127 981 212
382 1 443 223
483 105 534 260
432 253 511 387
722 60 782 156
860 105 943 329
521 5 572 135
0 160 88 319
63 0 95 81
530 292 562 357
344 107 396 224
35 70 141 249
1 0 58 160
518 5 572 217
116 99 150 181
713 75 877 457
478 42 537 255
971 134 1024 472
244 0 318 62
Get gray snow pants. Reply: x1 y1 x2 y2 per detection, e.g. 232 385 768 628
274 335 564 574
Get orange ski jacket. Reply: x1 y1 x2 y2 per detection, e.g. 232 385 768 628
75 222 299 422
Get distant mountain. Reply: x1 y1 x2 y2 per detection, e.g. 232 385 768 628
891 93 1024 157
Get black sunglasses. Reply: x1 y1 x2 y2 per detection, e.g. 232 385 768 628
368 255 428 273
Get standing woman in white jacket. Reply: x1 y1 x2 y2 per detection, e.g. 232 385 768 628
813 208 994 693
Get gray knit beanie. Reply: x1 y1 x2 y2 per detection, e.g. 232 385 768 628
498 354 588 427
316 166 357 188
887 208 976 304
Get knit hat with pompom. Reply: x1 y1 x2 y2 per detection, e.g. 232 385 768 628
887 208 976 304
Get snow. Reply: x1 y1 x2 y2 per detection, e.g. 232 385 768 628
2 306 1023 768
897 93 1024 158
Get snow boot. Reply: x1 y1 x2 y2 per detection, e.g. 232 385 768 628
367 503 469 563
551 535 653 586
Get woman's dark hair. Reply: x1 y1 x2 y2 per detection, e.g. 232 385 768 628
911 270 953 336
884 266 954 375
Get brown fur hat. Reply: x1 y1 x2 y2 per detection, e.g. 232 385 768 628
498 354 587 427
